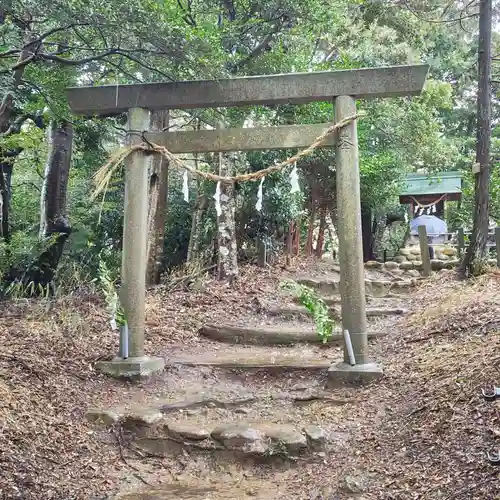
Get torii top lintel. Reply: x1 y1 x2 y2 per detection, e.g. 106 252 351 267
66 64 429 117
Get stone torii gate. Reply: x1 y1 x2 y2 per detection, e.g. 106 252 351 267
66 64 428 380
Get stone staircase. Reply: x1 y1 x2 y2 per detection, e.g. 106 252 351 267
295 275 418 298
89 268 415 499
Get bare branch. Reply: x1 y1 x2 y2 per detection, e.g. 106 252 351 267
104 58 142 83
0 23 94 60
37 49 120 65
401 0 479 24
230 21 283 72
14 181 41 192
31 48 177 83
106 51 176 81
177 0 196 26
0 48 22 57
29 23 92 48
10 52 36 70
1 114 28 136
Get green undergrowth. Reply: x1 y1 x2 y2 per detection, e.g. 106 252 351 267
96 259 126 329
280 280 335 343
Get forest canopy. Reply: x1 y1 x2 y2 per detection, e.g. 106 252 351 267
0 0 498 294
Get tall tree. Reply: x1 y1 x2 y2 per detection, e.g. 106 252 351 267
34 119 73 285
0 0 208 245
39 120 72 238
186 122 209 266
146 110 169 285
461 0 492 276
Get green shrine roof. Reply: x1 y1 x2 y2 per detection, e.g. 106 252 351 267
400 171 462 196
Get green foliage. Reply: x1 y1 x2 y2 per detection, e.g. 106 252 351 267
0 231 61 297
379 222 409 260
96 258 126 328
0 231 37 277
4 280 52 299
240 150 306 236
163 187 196 270
1 0 497 291
280 280 335 343
447 166 500 230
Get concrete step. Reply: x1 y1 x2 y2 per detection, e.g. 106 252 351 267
87 389 352 426
199 324 388 345
296 276 417 297
299 295 409 306
166 350 333 371
115 482 281 500
265 304 408 319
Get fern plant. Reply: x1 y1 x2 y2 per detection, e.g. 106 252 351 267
281 280 335 343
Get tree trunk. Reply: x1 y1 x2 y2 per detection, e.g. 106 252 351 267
0 160 13 243
306 201 317 257
293 218 301 255
361 203 375 262
0 32 35 243
0 31 35 133
186 120 207 265
20 119 73 290
329 207 338 233
285 221 293 265
39 121 72 237
187 194 209 264
217 151 239 282
373 216 387 260
315 208 327 258
146 110 169 285
328 208 339 260
461 0 492 277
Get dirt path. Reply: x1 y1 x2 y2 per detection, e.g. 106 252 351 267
105 268 500 499
3 263 500 499
88 262 427 500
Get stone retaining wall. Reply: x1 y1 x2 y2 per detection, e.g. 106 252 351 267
366 249 497 278
395 244 458 263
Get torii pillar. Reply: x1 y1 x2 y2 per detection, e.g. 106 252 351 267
66 64 428 379
327 95 380 386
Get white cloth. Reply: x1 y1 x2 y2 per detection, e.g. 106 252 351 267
289 164 300 193
214 181 222 217
182 170 189 202
255 177 265 212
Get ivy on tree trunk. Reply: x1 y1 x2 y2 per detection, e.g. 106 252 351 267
217 151 238 283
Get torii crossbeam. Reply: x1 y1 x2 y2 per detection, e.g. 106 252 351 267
66 64 428 380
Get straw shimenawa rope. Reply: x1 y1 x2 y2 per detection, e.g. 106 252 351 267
92 112 364 201
410 194 447 209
